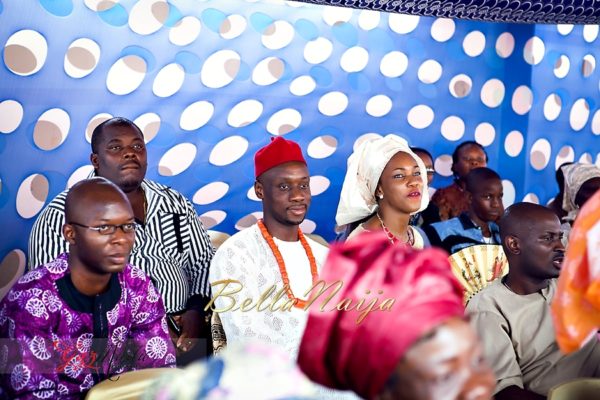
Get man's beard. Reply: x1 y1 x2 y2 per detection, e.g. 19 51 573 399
118 176 143 193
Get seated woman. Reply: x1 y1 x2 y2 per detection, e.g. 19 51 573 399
298 232 495 400
560 163 600 244
431 141 488 221
562 163 600 224
336 135 429 248
423 167 504 254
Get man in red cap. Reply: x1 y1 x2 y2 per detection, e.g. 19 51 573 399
298 232 495 400
208 137 331 361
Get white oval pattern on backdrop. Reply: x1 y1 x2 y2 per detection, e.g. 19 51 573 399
1 0 599 269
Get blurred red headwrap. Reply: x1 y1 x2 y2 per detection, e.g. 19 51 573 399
298 232 464 400
254 137 306 178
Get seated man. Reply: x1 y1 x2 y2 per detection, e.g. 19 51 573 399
466 203 600 399
423 167 503 254
28 117 213 361
1 178 175 399
208 137 328 358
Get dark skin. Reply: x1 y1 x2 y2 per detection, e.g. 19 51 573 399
377 318 495 400
90 124 148 223
254 161 311 242
414 150 434 186
63 178 135 296
363 151 423 243
575 177 600 209
452 145 487 188
500 204 565 295
90 122 200 353
466 178 504 236
496 203 565 400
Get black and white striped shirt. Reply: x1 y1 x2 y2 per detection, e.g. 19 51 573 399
28 179 214 314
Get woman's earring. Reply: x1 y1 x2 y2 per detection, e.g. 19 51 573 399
377 193 384 200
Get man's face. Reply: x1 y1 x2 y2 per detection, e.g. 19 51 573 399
65 196 135 276
255 162 311 227
468 179 504 223
91 125 147 192
517 212 565 280
453 145 487 180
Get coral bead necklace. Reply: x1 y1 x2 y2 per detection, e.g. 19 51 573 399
376 212 415 246
257 219 319 309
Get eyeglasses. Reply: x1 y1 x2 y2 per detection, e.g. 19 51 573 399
69 222 136 235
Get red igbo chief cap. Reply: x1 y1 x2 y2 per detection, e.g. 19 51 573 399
298 232 465 400
254 137 307 178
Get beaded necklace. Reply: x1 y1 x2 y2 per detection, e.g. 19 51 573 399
257 219 319 309
376 212 415 246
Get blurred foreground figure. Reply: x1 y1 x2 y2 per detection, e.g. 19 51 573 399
553 190 600 353
143 341 318 400
298 232 495 400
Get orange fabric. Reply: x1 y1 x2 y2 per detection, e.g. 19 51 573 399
431 182 469 221
552 190 600 353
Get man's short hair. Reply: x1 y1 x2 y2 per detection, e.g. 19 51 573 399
464 167 501 193
91 117 142 153
498 202 553 243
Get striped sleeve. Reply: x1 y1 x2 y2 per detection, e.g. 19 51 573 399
28 192 68 269
183 198 215 298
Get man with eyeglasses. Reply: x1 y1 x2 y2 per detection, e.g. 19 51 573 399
28 117 214 364
1 177 175 399
466 203 600 399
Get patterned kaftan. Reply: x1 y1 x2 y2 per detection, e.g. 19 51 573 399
0 254 175 399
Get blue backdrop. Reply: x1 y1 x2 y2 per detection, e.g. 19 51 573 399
1 0 599 271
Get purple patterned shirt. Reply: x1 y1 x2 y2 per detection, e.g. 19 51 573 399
0 254 176 399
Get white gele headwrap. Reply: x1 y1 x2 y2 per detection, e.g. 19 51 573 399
335 134 429 226
562 163 600 222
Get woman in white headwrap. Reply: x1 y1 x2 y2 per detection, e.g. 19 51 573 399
336 135 429 248
560 163 600 245
562 163 600 224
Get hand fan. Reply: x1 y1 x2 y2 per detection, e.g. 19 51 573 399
448 244 509 303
